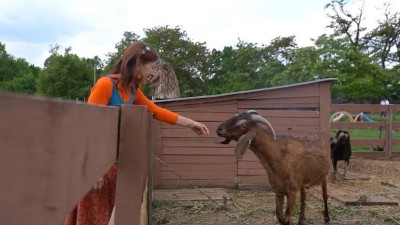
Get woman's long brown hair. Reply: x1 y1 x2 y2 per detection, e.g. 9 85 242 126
110 41 159 90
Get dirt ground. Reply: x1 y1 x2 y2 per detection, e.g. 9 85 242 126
152 158 400 225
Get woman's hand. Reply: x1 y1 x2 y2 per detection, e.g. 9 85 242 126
190 121 209 136
176 116 209 136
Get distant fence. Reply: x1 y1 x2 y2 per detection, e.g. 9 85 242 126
0 92 151 225
331 104 400 158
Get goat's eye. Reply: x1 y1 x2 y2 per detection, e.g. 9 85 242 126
240 123 247 129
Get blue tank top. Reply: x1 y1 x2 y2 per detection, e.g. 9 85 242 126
107 75 136 106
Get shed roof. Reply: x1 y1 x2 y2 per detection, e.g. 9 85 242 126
154 78 338 103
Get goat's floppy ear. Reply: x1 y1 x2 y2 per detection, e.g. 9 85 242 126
234 129 256 159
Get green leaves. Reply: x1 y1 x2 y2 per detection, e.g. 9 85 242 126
1 0 400 103
37 48 93 100
0 42 39 94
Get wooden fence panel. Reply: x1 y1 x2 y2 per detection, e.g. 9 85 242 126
115 105 150 225
0 92 119 225
331 104 399 158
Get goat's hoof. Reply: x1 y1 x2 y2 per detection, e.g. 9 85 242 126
324 216 331 224
278 219 292 225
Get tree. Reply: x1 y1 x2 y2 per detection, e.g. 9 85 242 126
313 34 385 101
325 0 367 48
0 42 40 94
271 46 323 86
103 32 141 73
364 3 400 69
37 46 93 100
144 26 209 97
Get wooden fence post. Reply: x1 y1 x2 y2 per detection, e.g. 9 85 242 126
387 105 393 158
114 105 150 225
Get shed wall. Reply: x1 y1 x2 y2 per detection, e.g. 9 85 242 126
152 80 332 189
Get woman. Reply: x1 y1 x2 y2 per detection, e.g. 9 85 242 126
65 41 209 225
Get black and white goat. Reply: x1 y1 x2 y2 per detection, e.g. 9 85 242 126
330 130 352 179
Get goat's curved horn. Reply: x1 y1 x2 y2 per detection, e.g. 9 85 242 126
247 110 259 115
250 114 277 140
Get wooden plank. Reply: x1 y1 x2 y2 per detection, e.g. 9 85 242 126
168 112 237 122
156 96 239 108
391 152 400 157
166 102 238 113
163 125 319 138
239 184 272 190
331 122 385 129
393 121 400 129
162 147 234 155
239 96 320 105
151 119 163 189
115 105 150 225
162 137 235 148
267 117 320 126
391 104 400 112
162 121 220 129
275 129 321 136
352 151 386 158
161 164 237 172
243 83 320 99
163 124 319 136
386 107 393 157
238 102 319 109
349 139 384 146
162 180 236 189
240 153 261 161
240 175 269 184
330 190 398 206
392 139 400 145
238 163 265 169
155 82 323 109
161 155 237 164
161 123 221 137
331 104 387 113
320 82 331 155
162 171 237 180
238 169 267 176
0 92 119 225
255 109 320 118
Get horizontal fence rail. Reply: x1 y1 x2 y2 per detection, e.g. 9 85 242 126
331 104 400 158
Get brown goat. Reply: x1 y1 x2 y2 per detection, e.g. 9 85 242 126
216 110 331 225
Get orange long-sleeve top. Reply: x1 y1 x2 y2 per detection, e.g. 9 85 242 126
87 75 179 125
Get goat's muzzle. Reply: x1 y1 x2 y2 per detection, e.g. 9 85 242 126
216 126 232 144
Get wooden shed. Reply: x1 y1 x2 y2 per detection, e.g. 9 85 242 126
151 78 336 190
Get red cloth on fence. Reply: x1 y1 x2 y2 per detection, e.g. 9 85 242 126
64 165 117 225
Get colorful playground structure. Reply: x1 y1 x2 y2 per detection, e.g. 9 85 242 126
330 111 376 122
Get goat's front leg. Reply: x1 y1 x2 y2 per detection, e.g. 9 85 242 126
343 160 349 178
322 178 330 224
332 159 338 180
275 193 285 225
297 188 306 225
283 192 296 225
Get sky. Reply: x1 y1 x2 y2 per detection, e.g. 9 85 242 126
0 0 398 68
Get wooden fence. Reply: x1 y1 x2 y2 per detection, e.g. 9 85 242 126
331 104 400 158
0 92 151 225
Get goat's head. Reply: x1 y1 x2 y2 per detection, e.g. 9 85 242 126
335 130 350 144
216 110 277 158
